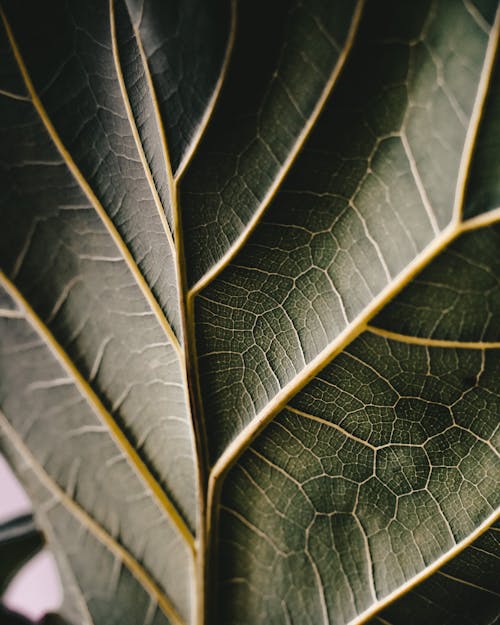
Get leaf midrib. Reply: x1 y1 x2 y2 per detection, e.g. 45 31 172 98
0 4 196 551
206 2 500 507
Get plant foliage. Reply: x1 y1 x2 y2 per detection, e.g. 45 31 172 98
0 0 499 624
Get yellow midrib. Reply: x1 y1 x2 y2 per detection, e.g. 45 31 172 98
207 2 500 496
0 4 197 550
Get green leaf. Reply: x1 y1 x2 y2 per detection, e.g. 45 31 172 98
0 513 43 596
0 1 499 625
368 522 500 625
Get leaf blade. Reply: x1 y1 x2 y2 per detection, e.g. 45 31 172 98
0 415 184 625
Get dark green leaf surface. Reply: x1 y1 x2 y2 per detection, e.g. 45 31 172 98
464 50 500 219
195 0 499 462
219 333 499 623
0 1 499 624
373 226 500 341
181 0 361 286
369 522 500 625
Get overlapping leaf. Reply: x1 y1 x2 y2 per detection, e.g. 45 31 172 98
0 1 499 624
0 513 43 596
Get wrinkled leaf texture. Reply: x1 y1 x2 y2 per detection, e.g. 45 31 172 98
0 0 499 624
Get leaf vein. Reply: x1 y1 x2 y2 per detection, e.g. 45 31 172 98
188 0 366 296
0 6 182 358
0 270 195 551
366 325 500 349
0 411 186 625
109 0 176 253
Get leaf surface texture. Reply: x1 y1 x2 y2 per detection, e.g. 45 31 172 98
0 1 499 624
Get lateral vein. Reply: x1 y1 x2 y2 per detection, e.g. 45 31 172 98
175 0 238 181
188 0 366 296
452 4 500 223
0 6 182 358
109 0 176 254
366 325 500 349
285 405 376 449
461 206 500 231
130 12 176 208
207 223 458 514
0 412 186 625
436 570 500 597
348 511 500 625
401 133 440 235
0 87 29 101
0 270 195 552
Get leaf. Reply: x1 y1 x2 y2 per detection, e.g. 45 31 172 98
0 606 71 625
40 615 72 625
0 1 499 625
368 522 500 625
0 510 68 624
0 421 182 625
0 605 34 625
0 513 43 596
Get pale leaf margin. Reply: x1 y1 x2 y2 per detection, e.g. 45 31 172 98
0 410 185 625
0 269 195 552
0 1 200 553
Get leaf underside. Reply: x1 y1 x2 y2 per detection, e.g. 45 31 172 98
0 1 499 625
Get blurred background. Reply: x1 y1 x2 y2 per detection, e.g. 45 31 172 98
1 455 62 620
